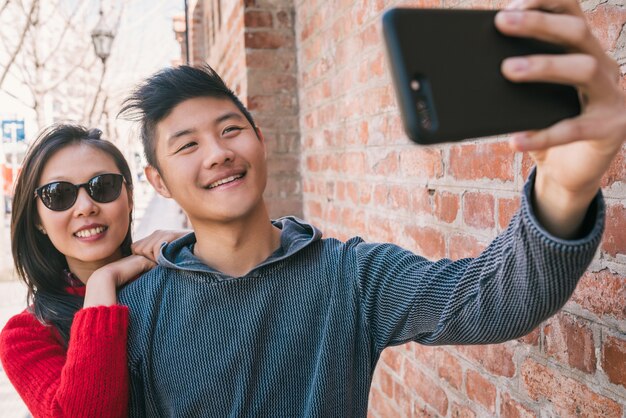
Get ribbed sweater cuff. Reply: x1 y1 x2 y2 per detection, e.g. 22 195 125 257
521 168 605 252
70 305 129 344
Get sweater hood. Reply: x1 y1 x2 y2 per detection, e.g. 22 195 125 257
157 216 322 276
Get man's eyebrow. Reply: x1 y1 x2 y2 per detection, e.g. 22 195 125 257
215 112 245 124
167 128 195 145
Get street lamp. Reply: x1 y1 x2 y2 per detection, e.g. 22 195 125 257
88 9 115 125
91 11 114 63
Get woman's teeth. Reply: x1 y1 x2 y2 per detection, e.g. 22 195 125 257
75 226 106 238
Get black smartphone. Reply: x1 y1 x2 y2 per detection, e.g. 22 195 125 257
382 8 581 145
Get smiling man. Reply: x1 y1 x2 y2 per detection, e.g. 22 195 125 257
117 0 625 415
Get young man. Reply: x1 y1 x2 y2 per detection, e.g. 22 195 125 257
118 0 625 415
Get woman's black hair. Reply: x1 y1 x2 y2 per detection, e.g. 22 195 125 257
11 124 133 344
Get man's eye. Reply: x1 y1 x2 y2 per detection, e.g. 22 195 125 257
223 126 243 136
174 142 197 154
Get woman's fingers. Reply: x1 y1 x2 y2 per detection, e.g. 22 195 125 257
116 255 156 285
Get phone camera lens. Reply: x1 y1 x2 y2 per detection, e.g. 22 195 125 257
416 98 432 131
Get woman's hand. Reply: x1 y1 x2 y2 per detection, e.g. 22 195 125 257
131 229 189 262
83 255 156 308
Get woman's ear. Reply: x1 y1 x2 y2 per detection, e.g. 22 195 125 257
36 225 47 235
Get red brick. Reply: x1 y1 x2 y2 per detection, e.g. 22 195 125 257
451 403 476 418
358 182 371 205
339 152 366 176
572 269 626 320
381 346 405 373
411 404 438 418
405 225 445 260
409 344 437 371
367 214 393 243
370 150 398 176
500 393 536 418
410 187 433 217
465 370 496 413
437 350 463 390
399 147 444 179
518 327 540 346
341 208 366 233
245 30 294 49
449 142 515 181
521 152 534 180
306 200 322 219
388 185 410 211
449 234 487 260
244 10 273 27
521 359 623 417
543 313 596 374
602 203 626 257
369 386 400 417
435 192 459 224
602 335 626 388
456 344 515 378
586 5 626 51
378 367 395 398
393 380 413 413
246 49 297 71
600 147 625 187
276 10 291 29
498 196 520 230
248 73 297 94
463 192 495 229
404 360 449 415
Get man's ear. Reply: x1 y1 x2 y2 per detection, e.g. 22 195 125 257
145 165 172 198
255 127 267 158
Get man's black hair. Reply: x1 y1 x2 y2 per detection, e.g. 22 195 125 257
118 64 257 171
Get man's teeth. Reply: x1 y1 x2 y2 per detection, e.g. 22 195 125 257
208 175 243 189
75 226 106 238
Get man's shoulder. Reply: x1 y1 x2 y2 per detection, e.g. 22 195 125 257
118 265 173 304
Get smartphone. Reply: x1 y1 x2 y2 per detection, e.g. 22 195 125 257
382 8 581 145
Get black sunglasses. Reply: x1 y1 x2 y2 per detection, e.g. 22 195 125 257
34 173 125 211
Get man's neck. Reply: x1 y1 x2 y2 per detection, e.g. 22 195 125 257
191 205 282 277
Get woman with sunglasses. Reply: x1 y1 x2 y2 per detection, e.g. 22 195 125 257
0 124 184 417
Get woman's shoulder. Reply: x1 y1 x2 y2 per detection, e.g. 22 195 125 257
2 309 41 330
0 309 52 358
1 309 48 340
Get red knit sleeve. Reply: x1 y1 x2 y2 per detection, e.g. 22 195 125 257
0 306 129 418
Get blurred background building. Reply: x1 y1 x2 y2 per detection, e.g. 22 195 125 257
0 1 183 415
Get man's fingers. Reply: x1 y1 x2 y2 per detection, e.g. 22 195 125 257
496 10 598 53
509 117 594 152
505 0 584 18
502 53 597 85
501 53 620 104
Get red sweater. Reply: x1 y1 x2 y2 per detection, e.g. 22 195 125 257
0 287 129 418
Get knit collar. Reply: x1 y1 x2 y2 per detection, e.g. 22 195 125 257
63 269 86 296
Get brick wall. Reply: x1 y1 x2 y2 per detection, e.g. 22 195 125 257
185 0 626 415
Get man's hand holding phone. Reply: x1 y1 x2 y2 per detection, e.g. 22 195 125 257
496 0 626 239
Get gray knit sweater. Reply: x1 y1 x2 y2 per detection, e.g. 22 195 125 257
119 174 604 417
